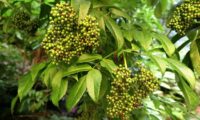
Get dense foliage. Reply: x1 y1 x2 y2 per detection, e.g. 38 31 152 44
0 0 200 120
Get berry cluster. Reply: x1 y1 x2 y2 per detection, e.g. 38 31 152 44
13 11 39 34
106 65 159 119
167 0 200 35
42 3 100 64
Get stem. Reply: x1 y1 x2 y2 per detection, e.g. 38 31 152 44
123 53 128 68
104 51 116 59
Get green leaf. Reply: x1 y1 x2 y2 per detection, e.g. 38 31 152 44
148 54 167 74
77 54 102 63
86 69 102 103
59 78 68 99
18 73 33 100
166 58 196 88
71 0 84 10
104 16 124 51
42 64 57 87
110 8 131 20
78 1 91 23
51 70 64 107
155 0 168 18
153 33 175 56
190 39 200 75
178 77 199 110
11 96 18 114
100 59 118 73
63 64 92 77
133 28 152 50
31 62 46 82
99 74 109 98
66 76 86 111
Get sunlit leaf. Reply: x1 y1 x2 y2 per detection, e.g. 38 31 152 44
153 33 175 56
63 64 92 77
31 62 47 82
42 64 57 87
190 39 200 75
18 73 33 100
100 59 118 73
77 54 102 63
110 8 131 20
178 77 199 110
86 69 102 103
51 70 64 106
78 1 91 23
166 58 196 88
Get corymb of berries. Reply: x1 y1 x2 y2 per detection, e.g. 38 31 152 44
106 64 159 119
167 0 200 35
13 11 39 34
42 2 100 64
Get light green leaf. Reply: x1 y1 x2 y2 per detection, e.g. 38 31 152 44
63 64 92 77
18 73 33 100
149 54 167 74
98 17 105 31
110 8 131 20
11 96 18 114
66 76 86 111
100 59 118 73
153 33 175 56
51 70 63 106
31 62 46 82
104 16 124 51
190 39 200 75
78 1 91 23
86 69 102 103
42 64 57 87
178 77 199 110
59 78 68 100
133 28 152 50
166 58 196 88
71 0 84 10
77 54 102 63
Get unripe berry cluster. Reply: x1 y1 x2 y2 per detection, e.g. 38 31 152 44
42 3 100 64
167 0 200 35
13 11 39 34
106 65 159 119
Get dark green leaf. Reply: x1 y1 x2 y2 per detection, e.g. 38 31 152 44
104 16 124 51
86 69 102 103
66 76 86 111
11 96 18 114
77 54 102 63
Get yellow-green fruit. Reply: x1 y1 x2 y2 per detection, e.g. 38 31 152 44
42 3 100 64
167 0 200 35
106 65 159 119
